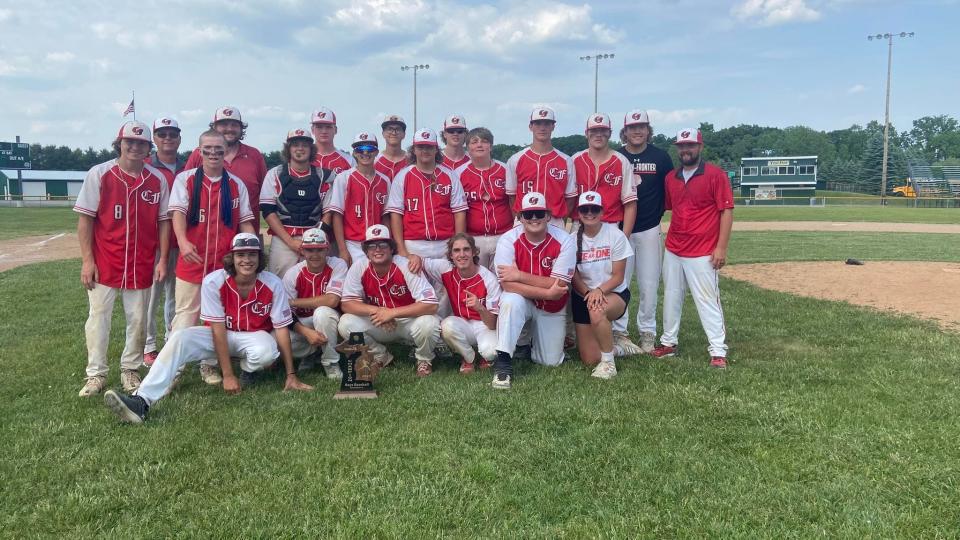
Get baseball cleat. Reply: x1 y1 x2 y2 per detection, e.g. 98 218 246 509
416 362 432 378
639 332 656 354
459 359 475 374
613 332 643 357
322 363 343 380
491 373 512 390
78 375 107 398
120 369 142 393
591 361 617 380
143 350 159 367
200 365 223 385
104 390 148 424
650 344 678 358
710 356 728 369
476 358 493 370
239 369 259 387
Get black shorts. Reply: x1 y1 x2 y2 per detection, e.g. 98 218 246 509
571 288 631 325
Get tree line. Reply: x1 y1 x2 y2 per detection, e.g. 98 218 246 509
15 115 960 195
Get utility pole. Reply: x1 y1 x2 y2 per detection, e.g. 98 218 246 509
400 64 430 131
868 31 914 204
579 53 614 112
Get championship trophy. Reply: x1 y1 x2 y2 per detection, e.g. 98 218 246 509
333 332 379 399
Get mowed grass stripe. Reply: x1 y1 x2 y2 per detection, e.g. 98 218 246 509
2 258 959 536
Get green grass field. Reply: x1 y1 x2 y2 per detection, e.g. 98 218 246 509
2 223 959 535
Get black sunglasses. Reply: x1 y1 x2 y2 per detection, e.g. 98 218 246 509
445 128 467 134
521 210 546 220
364 241 391 251
233 237 261 249
154 131 180 139
579 205 603 215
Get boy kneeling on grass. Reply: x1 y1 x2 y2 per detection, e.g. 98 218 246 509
104 233 313 424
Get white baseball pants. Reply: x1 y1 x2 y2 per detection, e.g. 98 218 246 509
84 284 150 377
496 292 566 366
338 313 440 364
135 327 279 405
267 236 303 278
660 250 728 357
345 240 367 264
290 306 341 367
441 316 497 363
405 239 447 260
145 247 178 353
170 278 201 332
473 234 501 271
630 224 664 335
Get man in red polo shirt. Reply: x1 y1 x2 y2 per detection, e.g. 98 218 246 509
184 106 267 232
650 129 734 368
375 114 409 181
143 116 186 366
75 120 171 397
505 106 577 227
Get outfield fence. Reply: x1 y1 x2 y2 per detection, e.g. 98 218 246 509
0 195 75 207
738 196 960 208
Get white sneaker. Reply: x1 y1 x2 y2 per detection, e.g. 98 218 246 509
492 373 512 390
120 369 142 393
591 361 617 380
639 332 656 354
199 365 223 385
78 375 107 397
375 352 395 368
613 332 643 357
322 363 343 380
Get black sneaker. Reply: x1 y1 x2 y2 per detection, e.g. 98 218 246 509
240 370 259 387
513 344 532 361
104 390 148 424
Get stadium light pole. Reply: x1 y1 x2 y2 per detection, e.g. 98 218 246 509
868 31 914 204
579 53 615 112
400 64 429 131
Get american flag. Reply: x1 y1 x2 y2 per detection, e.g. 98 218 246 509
122 99 135 117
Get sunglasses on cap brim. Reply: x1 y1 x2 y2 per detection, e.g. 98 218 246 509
233 237 261 249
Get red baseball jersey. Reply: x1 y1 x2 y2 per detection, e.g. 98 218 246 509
570 151 637 222
374 154 409 181
664 161 735 257
185 143 267 232
386 165 467 241
505 147 577 218
281 257 348 319
312 150 355 176
455 160 513 236
442 154 470 172
73 160 171 290
422 259 501 321
200 269 293 332
493 224 576 313
341 256 438 308
324 168 392 242
169 168 254 283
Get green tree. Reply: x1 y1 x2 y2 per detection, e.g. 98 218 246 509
859 134 908 194
906 115 960 161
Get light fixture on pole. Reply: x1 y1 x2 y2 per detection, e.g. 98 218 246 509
400 64 430 131
867 31 914 203
579 53 615 112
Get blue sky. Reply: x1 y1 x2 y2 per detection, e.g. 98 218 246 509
1 0 958 152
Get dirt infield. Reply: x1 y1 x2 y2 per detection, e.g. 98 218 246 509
723 261 960 331
0 233 79 273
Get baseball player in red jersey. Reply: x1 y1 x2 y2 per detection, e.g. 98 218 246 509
421 233 501 374
310 106 355 175
326 132 392 266
338 225 441 377
455 127 512 270
282 228 348 379
184 107 267 233
103 233 314 424
75 121 171 397
143 116 186 366
375 114 409 181
259 128 336 277
571 113 642 357
386 128 467 273
651 129 734 368
506 106 577 227
169 131 255 387
491 192 576 389
440 114 470 171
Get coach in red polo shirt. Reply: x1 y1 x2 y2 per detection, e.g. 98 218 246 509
650 129 734 369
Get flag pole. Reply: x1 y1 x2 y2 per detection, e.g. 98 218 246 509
132 90 136 121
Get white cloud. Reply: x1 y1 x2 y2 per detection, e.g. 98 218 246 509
0 8 12 22
178 109 207 121
91 21 231 49
847 84 865 94
328 0 427 30
732 0 821 26
476 3 621 52
45 52 76 63
647 108 714 125
245 105 287 119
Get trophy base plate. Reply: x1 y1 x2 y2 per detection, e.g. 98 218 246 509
334 390 378 400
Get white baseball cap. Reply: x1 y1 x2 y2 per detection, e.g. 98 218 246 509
352 132 379 147
153 117 180 132
286 128 314 142
311 107 337 125
530 106 557 123
117 121 152 143
301 228 330 248
213 106 242 123
364 224 392 242
577 191 603 208
381 114 407 129
586 113 611 131
675 128 703 145
521 191 547 211
443 114 467 131
624 109 650 127
231 232 261 252
413 128 439 147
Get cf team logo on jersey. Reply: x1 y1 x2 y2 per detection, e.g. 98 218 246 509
140 190 161 204
375 192 387 204
232 197 240 209
602 173 622 186
251 301 272 316
433 183 451 196
548 167 568 181
389 284 408 296
540 256 554 269
494 178 505 189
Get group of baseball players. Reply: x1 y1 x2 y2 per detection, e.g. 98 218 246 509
74 104 734 424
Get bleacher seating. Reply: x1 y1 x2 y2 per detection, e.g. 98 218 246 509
940 166 960 196
905 152 953 197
